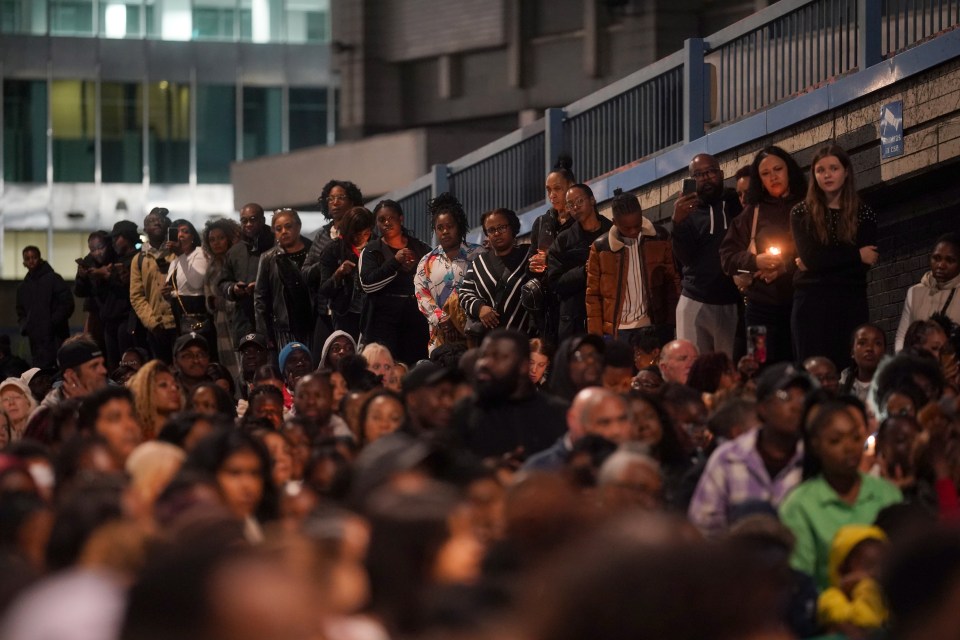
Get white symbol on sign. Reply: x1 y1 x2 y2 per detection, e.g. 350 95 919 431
879 107 902 142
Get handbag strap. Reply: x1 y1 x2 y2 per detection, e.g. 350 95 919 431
747 205 760 255
170 266 191 317
941 288 957 316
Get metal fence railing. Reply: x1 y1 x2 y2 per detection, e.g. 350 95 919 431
564 56 685 180
707 0 860 124
379 0 958 239
882 0 960 56
447 123 546 231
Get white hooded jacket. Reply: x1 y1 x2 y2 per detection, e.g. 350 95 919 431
895 271 960 351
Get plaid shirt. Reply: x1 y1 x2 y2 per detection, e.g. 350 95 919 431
688 427 804 538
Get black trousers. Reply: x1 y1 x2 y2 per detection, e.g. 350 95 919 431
362 294 429 366
792 287 868 371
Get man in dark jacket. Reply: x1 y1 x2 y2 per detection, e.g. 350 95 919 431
218 203 274 343
672 154 743 358
16 246 75 369
451 329 567 460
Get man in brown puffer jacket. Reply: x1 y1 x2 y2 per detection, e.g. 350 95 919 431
586 190 680 345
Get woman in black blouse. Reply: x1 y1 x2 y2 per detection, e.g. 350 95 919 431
791 144 878 369
358 200 432 364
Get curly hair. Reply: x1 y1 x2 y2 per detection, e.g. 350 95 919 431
126 360 181 439
318 180 364 216
428 192 468 244
202 218 241 257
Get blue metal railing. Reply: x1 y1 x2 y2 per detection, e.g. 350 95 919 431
883 0 960 56
447 121 546 230
380 0 960 244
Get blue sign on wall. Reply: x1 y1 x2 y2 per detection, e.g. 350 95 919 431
880 101 904 160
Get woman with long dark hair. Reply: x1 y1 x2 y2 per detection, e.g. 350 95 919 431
720 146 807 365
164 219 216 351
359 200 432 364
791 144 878 369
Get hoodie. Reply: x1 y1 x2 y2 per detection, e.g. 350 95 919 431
895 270 960 351
672 189 743 305
817 524 887 629
320 330 357 369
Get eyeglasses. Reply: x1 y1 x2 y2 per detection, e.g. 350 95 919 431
565 197 589 209
691 168 721 180
484 224 511 236
240 216 259 224
326 194 349 203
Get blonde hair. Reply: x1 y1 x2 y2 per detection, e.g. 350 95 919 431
125 441 186 512
361 343 395 366
126 360 179 439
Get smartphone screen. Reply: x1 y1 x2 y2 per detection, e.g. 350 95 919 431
682 178 697 195
746 325 768 364
167 227 178 243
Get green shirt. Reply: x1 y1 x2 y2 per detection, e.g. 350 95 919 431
779 473 902 590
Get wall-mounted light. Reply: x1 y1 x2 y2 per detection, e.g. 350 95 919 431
105 3 127 38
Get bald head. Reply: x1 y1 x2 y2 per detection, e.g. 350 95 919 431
803 356 839 395
567 387 632 445
659 340 698 385
239 203 266 240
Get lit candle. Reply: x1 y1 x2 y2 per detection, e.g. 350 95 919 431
768 246 781 256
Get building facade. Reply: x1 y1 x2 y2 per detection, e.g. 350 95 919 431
0 0 335 278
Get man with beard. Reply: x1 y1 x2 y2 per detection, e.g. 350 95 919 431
219 203 275 343
292 372 352 441
130 207 178 362
451 329 567 460
672 154 743 357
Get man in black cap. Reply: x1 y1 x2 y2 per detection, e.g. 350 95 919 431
688 362 813 538
130 208 177 363
39 336 109 409
173 332 212 395
402 361 461 433
236 333 271 397
452 328 567 460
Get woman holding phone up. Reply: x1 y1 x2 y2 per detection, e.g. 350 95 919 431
791 144 878 369
720 146 807 365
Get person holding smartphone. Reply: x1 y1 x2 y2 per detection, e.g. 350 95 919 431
672 154 744 358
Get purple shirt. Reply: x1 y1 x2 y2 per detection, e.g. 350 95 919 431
688 427 804 538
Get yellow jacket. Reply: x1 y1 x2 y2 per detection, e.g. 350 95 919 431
130 249 176 331
816 524 888 629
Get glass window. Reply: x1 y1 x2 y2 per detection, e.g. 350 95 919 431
3 80 47 183
101 82 143 183
242 86 282 159
286 0 328 43
147 80 190 184
289 87 327 151
196 84 236 183
52 80 95 182
193 0 235 40
100 0 145 38
50 0 95 36
1 0 48 34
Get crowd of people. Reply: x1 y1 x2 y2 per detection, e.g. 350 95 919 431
0 141 959 640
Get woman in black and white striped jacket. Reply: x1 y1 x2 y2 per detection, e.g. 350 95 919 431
460 208 534 338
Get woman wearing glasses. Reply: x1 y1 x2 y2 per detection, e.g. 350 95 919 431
460 208 534 340
303 180 364 352
547 184 613 340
